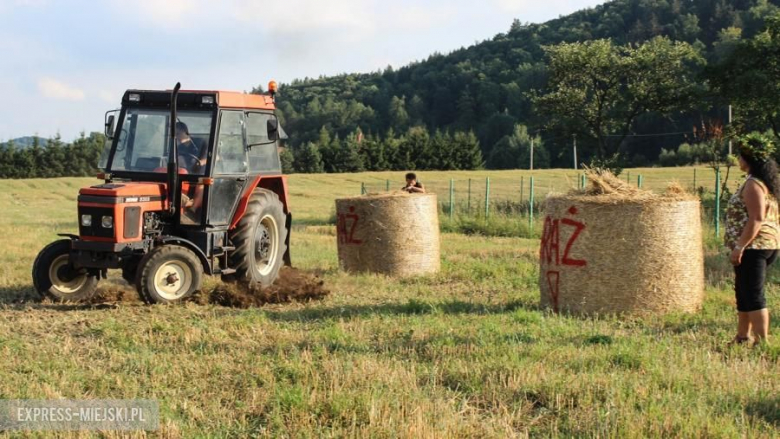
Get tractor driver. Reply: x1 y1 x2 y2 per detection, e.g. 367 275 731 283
175 121 206 222
175 121 207 174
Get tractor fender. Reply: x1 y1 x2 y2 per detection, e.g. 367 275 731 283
157 236 213 275
230 175 290 230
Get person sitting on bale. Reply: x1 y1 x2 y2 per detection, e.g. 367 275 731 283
725 132 780 346
402 172 426 193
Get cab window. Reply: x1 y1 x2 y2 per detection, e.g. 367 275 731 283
214 111 247 174
245 112 281 174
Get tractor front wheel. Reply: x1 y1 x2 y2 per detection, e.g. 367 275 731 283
32 239 98 302
224 189 287 287
135 245 202 304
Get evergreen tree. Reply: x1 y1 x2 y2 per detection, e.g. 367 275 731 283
0 141 15 178
294 142 325 173
397 127 430 170
360 135 389 171
487 136 518 170
29 136 44 178
388 96 409 131
321 134 341 173
382 128 402 170
334 133 364 173
280 148 295 174
453 131 484 170
13 145 34 178
43 133 66 177
430 130 457 170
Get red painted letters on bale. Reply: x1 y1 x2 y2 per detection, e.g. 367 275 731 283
337 206 363 245
540 215 586 267
540 206 587 312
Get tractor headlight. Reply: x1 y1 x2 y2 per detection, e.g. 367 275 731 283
81 215 92 227
101 216 113 228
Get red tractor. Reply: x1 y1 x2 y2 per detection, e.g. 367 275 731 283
32 82 292 304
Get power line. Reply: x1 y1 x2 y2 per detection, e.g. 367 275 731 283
603 131 694 138
532 129 695 138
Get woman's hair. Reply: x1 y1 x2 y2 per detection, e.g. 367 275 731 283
741 152 780 199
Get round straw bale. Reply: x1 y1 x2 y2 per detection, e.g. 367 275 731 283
335 192 440 277
539 194 704 315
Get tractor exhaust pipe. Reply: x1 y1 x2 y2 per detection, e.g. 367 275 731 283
167 82 181 218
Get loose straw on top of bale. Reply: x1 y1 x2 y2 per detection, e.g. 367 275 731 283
539 169 704 315
566 167 698 201
336 192 440 277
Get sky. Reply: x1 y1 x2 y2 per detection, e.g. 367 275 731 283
0 0 604 141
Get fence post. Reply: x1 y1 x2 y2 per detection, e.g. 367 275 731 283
529 176 535 235
449 179 454 220
361 182 366 195
637 175 643 188
467 178 472 213
693 168 697 192
627 171 630 184
580 174 586 190
715 169 721 236
485 177 490 219
386 179 390 191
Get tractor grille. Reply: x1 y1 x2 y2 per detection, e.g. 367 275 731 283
124 206 141 239
78 206 115 238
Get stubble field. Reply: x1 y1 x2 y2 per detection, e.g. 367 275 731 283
0 167 778 438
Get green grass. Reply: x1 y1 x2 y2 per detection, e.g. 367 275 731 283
0 167 778 437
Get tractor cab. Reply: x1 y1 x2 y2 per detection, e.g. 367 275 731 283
33 82 292 304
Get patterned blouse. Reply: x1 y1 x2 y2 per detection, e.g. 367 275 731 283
724 176 780 250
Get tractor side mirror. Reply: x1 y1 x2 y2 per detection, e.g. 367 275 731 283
267 118 279 141
104 111 118 139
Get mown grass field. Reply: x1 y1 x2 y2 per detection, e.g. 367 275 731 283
0 167 778 438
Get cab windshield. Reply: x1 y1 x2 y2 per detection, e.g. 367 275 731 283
106 109 214 175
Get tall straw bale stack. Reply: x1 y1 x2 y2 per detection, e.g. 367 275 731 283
539 171 704 315
336 192 440 277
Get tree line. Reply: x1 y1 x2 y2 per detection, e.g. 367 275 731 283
0 133 105 179
281 127 485 174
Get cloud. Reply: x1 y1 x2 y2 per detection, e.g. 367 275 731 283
38 77 85 101
98 90 118 104
233 0 374 34
109 0 208 29
392 4 456 31
490 0 598 17
109 0 377 36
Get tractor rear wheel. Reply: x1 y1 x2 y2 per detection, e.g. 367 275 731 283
224 189 287 287
32 239 98 302
135 245 202 304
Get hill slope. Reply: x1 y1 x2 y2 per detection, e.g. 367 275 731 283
272 0 780 167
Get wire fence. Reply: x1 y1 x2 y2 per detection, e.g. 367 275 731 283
359 168 739 237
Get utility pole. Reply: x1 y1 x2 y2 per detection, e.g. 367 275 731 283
728 105 733 156
530 137 534 171
573 134 578 170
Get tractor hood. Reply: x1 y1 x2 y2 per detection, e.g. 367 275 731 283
79 182 166 204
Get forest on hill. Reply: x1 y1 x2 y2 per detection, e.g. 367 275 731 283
269 0 780 173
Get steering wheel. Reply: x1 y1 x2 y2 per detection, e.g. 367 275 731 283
179 152 203 172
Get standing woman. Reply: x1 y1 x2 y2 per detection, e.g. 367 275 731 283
725 133 780 345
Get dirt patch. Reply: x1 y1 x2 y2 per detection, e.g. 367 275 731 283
10 268 328 309
85 284 142 305
189 267 330 308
